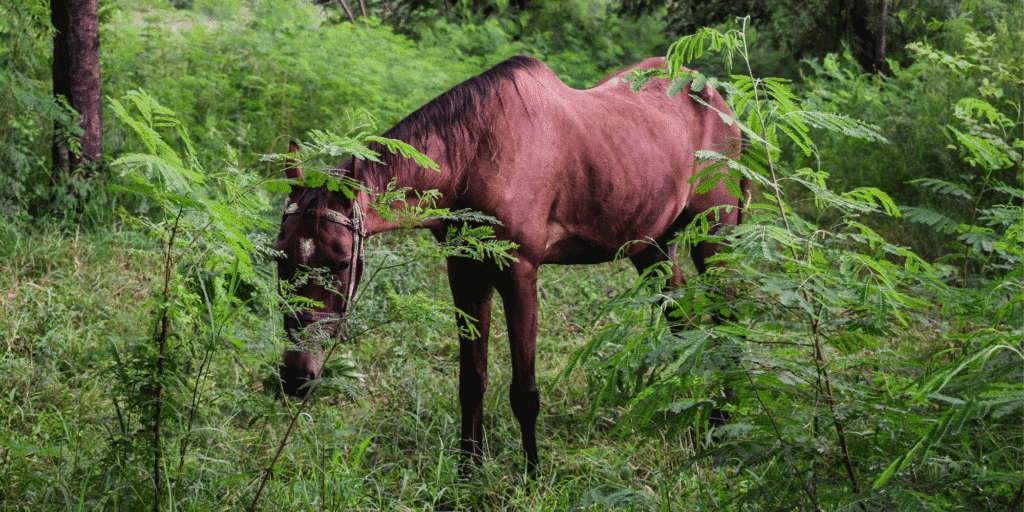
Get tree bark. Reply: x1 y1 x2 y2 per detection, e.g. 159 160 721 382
51 0 102 176
843 0 892 75
336 0 356 23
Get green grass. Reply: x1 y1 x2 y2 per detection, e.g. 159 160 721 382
2 218 1020 511
0 226 713 511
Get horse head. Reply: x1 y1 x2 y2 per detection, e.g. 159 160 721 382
273 142 365 397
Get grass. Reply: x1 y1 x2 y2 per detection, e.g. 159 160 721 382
0 225 710 511
2 223 1019 511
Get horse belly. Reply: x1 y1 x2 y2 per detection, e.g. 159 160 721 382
542 196 680 264
542 234 625 264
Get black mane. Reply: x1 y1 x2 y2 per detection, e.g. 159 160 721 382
362 55 540 189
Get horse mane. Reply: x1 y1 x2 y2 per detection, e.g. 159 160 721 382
360 55 540 191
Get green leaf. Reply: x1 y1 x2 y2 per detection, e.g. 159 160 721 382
623 68 659 92
909 178 975 200
900 206 961 235
958 227 999 253
842 187 901 217
364 135 439 171
667 74 694 98
787 110 888 144
948 126 1015 170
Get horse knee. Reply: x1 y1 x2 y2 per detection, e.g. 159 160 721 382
509 382 540 422
459 369 486 406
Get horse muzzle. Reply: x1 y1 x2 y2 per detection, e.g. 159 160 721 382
279 348 323 397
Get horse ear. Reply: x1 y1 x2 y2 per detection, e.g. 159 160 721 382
351 157 363 182
285 140 304 181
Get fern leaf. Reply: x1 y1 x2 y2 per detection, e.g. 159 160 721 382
690 73 707 92
873 400 986 489
363 135 439 171
991 186 1024 201
899 206 960 235
776 120 814 157
958 228 999 253
787 110 888 143
623 68 659 92
948 126 1015 170
954 97 1014 128
667 74 694 98
909 178 974 200
842 187 901 217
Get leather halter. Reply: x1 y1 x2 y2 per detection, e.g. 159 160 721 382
283 198 367 327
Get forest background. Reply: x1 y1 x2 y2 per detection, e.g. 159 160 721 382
0 0 1021 510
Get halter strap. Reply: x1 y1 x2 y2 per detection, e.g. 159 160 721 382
283 199 367 325
283 201 356 227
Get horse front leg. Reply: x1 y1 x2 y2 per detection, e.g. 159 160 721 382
447 257 495 471
496 263 541 476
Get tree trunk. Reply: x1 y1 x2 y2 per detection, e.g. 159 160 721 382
843 0 892 75
51 0 102 177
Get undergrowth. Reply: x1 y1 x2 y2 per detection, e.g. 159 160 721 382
0 3 1020 510
567 19 1023 511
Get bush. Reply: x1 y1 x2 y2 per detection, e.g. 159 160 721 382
570 20 1023 511
798 9 1022 263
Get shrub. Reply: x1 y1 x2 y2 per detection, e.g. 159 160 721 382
569 19 1023 510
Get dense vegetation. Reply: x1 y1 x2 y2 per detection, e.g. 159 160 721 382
1 0 1020 510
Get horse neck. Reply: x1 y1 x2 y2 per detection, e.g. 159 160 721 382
358 140 465 235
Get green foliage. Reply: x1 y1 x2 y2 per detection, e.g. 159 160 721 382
109 90 271 281
621 0 980 77
2 1 1021 509
894 31 1022 285
800 9 1022 262
569 19 1023 511
402 0 669 88
102 89 274 508
0 0 112 224
99 0 486 174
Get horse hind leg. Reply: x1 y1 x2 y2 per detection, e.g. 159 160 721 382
628 238 693 327
687 212 744 431
629 231 735 435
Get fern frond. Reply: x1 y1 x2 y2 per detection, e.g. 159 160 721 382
991 186 1024 201
958 227 999 253
776 121 814 157
666 73 694 98
899 206 960 235
113 153 204 195
947 126 1015 170
623 68 659 92
909 178 974 200
786 110 888 143
762 77 801 114
954 97 1015 128
842 187 901 218
666 26 741 76
364 135 439 171
306 129 384 162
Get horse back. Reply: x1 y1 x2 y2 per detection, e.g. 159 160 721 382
465 57 742 264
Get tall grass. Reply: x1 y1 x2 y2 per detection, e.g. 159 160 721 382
0 220 722 510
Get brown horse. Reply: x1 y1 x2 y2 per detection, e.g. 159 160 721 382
273 55 745 474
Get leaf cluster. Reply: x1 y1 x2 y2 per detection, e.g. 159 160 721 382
572 19 1023 511
799 10 1022 265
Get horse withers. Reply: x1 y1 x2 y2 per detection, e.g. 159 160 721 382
273 55 745 474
